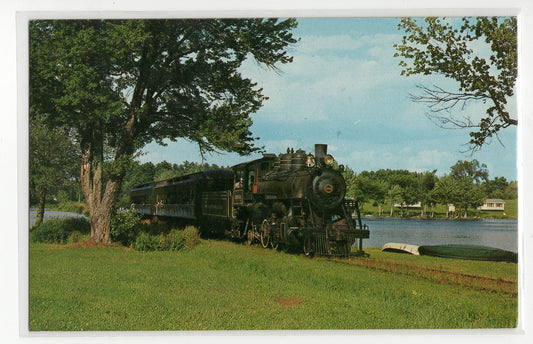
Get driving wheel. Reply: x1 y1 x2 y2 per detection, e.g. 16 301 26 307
260 219 270 248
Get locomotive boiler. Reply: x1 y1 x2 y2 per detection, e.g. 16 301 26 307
130 143 369 257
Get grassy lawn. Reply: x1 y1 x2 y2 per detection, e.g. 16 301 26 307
29 240 518 331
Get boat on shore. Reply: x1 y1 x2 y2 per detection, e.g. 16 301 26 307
381 243 420 255
418 244 517 263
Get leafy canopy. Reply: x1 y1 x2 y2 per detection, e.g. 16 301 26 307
394 17 517 150
30 19 299 159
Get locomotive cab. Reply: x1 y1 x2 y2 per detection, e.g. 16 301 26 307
231 154 276 200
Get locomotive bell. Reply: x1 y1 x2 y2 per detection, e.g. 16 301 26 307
305 154 314 167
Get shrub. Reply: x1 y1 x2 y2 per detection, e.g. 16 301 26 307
133 232 158 251
131 226 201 252
182 226 200 250
110 207 141 247
66 231 90 244
170 229 188 251
30 217 90 244
141 222 171 236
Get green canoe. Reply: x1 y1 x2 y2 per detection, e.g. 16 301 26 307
418 244 517 263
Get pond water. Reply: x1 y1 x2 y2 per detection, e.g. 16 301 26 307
29 210 87 228
360 217 518 252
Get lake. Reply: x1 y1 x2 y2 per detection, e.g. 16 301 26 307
29 210 87 228
360 217 518 252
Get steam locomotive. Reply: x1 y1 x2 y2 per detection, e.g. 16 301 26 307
130 144 369 257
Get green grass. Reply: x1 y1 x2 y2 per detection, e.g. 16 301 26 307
29 240 518 331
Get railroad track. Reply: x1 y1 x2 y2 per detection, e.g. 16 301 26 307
323 256 518 295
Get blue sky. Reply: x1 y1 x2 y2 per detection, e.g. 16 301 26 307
139 17 518 181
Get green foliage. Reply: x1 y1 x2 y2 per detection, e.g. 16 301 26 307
482 176 510 199
504 181 518 200
450 159 489 184
182 225 201 249
132 232 159 251
30 19 298 158
110 207 142 246
29 114 80 226
66 231 91 245
394 17 517 150
343 161 515 219
30 217 90 244
132 226 200 252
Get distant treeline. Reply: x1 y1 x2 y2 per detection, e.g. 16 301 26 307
341 160 517 218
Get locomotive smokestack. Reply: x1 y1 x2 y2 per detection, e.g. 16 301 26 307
314 144 328 161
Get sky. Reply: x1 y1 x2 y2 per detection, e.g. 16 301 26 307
139 17 518 181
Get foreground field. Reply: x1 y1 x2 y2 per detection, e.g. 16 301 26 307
29 240 518 331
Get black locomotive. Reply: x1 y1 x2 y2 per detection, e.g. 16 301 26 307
130 144 369 257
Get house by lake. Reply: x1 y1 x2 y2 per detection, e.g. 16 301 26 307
477 199 505 211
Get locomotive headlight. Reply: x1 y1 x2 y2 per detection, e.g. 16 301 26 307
324 154 334 165
306 154 315 167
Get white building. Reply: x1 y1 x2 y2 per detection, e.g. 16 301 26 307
477 199 505 211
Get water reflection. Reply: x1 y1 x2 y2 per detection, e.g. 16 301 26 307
361 217 518 252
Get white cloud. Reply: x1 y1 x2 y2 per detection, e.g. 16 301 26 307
406 150 457 174
239 31 406 123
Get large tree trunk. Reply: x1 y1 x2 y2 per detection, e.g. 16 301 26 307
80 142 125 244
34 184 47 227
80 115 135 244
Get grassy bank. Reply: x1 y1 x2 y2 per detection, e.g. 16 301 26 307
29 240 518 331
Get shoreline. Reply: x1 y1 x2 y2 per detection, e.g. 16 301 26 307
361 214 517 220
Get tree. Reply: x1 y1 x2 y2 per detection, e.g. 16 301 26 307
504 181 518 200
372 180 389 217
386 185 402 217
450 159 488 185
432 175 460 218
388 172 419 216
29 115 80 227
454 180 485 218
482 176 509 199
394 17 517 150
418 170 437 217
30 19 298 243
118 161 156 208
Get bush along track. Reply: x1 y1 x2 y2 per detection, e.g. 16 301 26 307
325 256 517 295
